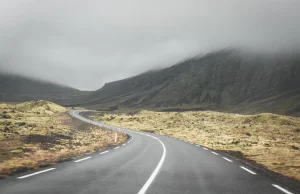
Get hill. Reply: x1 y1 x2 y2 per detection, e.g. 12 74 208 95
0 74 90 105
79 49 300 116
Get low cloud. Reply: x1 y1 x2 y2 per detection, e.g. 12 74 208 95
0 0 299 90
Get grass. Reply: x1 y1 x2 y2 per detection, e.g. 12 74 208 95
0 100 127 178
90 110 300 181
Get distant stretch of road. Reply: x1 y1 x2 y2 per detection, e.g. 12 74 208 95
0 110 295 194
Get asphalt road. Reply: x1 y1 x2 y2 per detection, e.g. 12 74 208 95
0 110 296 194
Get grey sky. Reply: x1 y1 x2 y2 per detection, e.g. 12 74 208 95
0 0 299 90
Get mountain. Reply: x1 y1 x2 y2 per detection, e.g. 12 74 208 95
0 74 90 105
80 49 300 115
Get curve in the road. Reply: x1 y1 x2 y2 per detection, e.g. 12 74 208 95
71 110 167 194
0 110 296 194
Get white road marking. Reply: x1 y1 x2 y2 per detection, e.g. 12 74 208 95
17 168 56 179
114 146 120 150
122 143 126 146
137 135 166 194
196 145 200 147
222 157 233 162
70 110 167 194
203 147 208 150
272 184 293 194
100 150 109 155
74 157 91 163
211 151 218 155
240 166 256 175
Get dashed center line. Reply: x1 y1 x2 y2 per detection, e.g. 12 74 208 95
240 166 256 175
100 150 109 155
222 157 233 162
203 147 208 150
211 151 218 155
17 168 56 179
74 157 92 163
272 184 293 194
114 146 120 150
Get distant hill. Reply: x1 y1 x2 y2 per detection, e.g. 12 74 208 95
79 49 300 116
0 74 90 105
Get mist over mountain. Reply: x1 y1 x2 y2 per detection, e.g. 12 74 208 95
79 49 300 115
1 0 300 90
1 48 300 115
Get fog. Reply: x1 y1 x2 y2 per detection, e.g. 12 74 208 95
0 0 299 90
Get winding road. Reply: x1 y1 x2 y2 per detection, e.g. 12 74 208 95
0 110 295 194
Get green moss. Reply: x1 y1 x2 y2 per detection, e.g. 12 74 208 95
10 149 23 154
0 114 11 119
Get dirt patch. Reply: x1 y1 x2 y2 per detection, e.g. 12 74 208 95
23 134 57 144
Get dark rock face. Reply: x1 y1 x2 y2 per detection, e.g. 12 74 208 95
81 49 300 115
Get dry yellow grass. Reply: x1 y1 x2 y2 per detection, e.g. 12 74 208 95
91 110 300 180
0 101 126 177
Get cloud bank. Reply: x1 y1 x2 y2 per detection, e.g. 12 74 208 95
0 0 299 90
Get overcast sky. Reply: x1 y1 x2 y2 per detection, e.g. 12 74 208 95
0 0 299 90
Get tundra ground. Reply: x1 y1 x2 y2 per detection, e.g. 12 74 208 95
0 101 126 178
91 110 300 181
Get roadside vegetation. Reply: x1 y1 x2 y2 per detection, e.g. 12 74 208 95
0 100 126 178
91 110 300 181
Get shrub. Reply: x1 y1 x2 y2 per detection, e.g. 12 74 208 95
243 118 251 124
10 149 23 154
1 114 11 119
291 145 299 150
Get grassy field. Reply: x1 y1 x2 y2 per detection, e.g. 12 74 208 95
90 110 300 181
0 100 126 178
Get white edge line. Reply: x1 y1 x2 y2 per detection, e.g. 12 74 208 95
240 166 256 175
74 156 92 163
211 151 218 155
272 184 293 194
137 136 166 194
222 157 233 162
17 168 56 179
114 146 120 150
203 147 208 150
100 150 109 155
122 143 126 146
196 145 200 147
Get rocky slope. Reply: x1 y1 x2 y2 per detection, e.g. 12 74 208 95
81 49 300 115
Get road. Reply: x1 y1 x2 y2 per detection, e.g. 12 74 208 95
0 110 295 194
